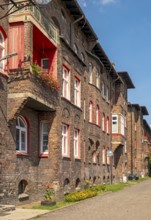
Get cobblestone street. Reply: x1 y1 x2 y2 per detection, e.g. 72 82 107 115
33 179 151 220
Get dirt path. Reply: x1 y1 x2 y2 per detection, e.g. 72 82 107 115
34 179 151 220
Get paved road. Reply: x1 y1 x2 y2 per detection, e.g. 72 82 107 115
34 179 151 220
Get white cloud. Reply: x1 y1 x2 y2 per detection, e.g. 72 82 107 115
78 0 87 7
95 0 116 5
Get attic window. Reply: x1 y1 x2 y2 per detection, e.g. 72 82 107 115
81 53 85 62
61 9 66 21
73 44 78 54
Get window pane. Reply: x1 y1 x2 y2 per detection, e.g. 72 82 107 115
43 123 49 133
16 129 20 150
43 134 48 152
19 118 26 128
21 131 26 151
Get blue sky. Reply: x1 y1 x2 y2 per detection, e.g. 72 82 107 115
77 0 151 125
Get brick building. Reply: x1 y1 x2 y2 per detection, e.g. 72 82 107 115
127 104 150 177
111 72 134 181
0 0 151 205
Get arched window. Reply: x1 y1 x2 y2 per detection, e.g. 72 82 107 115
96 105 100 126
89 101 93 123
0 31 4 71
102 146 106 165
102 113 106 132
96 69 100 88
89 63 93 83
106 116 109 134
16 116 27 153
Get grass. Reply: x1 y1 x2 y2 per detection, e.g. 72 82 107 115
32 201 74 211
32 177 150 211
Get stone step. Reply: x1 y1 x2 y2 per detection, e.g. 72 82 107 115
0 205 15 213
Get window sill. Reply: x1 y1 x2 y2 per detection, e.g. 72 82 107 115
39 154 48 158
75 158 81 161
62 156 71 161
61 97 82 111
16 152 30 156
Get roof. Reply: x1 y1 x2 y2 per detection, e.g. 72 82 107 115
91 43 118 79
141 106 149 115
128 103 149 115
118 71 135 89
61 0 98 40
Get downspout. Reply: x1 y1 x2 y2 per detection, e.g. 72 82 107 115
131 103 133 174
70 15 85 47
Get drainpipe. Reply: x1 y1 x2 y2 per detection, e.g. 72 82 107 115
70 15 85 47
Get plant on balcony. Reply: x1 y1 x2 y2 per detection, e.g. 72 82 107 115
32 63 60 91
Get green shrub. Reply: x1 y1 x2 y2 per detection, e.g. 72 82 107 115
64 189 97 202
90 185 106 193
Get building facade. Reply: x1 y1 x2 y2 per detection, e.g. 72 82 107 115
0 0 151 205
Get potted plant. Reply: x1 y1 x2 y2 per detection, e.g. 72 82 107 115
41 183 56 206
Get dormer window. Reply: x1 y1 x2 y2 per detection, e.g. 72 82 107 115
73 44 78 54
89 63 93 83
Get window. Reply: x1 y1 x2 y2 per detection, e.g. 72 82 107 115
96 105 100 126
74 77 81 107
62 124 69 157
102 146 106 165
120 115 125 136
89 101 93 123
101 82 105 97
0 31 4 71
74 129 80 158
92 151 96 164
16 116 27 153
96 70 99 88
106 116 109 134
106 86 109 102
89 63 93 83
84 99 86 120
81 53 85 62
112 115 118 133
41 58 49 72
40 121 49 154
102 113 106 132
62 66 70 99
73 44 78 54
107 147 110 165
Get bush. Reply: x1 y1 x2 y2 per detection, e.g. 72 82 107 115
64 189 97 202
90 185 106 193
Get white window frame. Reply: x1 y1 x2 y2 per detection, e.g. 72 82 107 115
41 58 49 72
16 116 27 153
0 31 4 71
74 129 80 158
89 101 93 123
96 105 100 125
102 147 106 165
106 117 109 134
62 124 69 157
40 121 49 154
102 113 105 131
120 115 125 136
62 66 70 100
112 114 118 133
89 63 93 84
96 70 99 88
74 77 81 107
